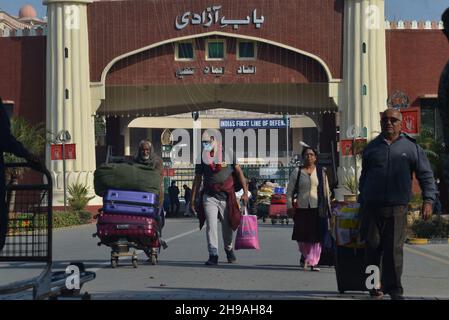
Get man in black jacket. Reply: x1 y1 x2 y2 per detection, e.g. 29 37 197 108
0 98 41 251
359 108 435 300
438 7 449 207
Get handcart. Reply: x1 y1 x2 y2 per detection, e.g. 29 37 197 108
0 163 95 300
268 204 289 225
269 191 289 225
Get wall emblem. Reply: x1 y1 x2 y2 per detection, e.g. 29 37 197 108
387 90 409 109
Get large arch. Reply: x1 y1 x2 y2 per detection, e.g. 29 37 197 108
100 31 337 85
91 31 342 113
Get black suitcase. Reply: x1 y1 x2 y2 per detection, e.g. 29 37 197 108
334 246 368 293
318 246 335 267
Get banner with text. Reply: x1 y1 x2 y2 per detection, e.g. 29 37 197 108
219 118 289 129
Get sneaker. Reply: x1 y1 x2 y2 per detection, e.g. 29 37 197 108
205 255 218 265
369 289 384 299
225 249 237 263
310 266 321 272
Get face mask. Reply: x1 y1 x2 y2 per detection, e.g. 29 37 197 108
202 141 213 152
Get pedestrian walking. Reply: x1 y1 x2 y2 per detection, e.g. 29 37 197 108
286 147 332 272
133 139 167 255
190 132 248 265
183 184 193 216
133 139 164 205
359 108 436 300
168 181 180 216
248 178 258 214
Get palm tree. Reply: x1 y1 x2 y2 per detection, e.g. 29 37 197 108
4 117 47 211
415 129 444 176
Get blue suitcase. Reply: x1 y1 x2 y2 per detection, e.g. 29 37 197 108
103 189 159 217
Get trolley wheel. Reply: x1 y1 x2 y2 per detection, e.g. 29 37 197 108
111 258 118 268
132 258 138 268
150 254 157 265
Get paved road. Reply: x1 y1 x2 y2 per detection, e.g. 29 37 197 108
1 218 449 300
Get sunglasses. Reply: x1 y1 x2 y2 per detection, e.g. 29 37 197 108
381 117 401 124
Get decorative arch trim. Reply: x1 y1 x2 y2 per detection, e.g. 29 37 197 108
99 31 336 85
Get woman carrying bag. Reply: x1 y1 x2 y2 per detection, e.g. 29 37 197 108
286 147 332 272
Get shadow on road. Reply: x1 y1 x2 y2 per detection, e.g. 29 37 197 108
88 286 372 300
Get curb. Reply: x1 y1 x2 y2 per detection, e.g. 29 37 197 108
406 238 449 245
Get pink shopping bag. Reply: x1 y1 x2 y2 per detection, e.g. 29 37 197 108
234 210 260 250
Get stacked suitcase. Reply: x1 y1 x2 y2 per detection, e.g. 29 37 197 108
94 189 162 268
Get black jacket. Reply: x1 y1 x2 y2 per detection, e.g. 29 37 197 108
359 133 436 206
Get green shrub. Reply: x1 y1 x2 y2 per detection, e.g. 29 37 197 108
411 217 449 239
343 175 358 194
8 213 35 229
408 193 423 210
78 210 93 224
68 182 95 212
52 211 93 228
53 211 81 228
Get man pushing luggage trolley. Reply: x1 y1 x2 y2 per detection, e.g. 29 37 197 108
93 140 167 268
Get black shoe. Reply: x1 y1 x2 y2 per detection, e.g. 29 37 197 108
205 255 218 265
369 289 384 299
389 292 405 300
299 255 305 268
225 249 237 263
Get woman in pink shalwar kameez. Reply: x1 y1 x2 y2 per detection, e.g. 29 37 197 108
286 147 331 271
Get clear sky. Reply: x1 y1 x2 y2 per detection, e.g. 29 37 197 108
0 0 449 21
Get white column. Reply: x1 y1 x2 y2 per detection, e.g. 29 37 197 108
335 0 388 201
124 127 131 156
44 0 101 205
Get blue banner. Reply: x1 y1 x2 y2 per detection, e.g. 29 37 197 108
219 118 289 129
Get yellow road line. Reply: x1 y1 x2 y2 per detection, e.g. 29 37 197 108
405 245 449 266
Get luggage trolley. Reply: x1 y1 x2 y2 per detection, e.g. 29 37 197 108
0 163 95 300
269 188 289 225
94 208 166 268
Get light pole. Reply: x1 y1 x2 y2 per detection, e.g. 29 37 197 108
284 113 290 184
57 130 71 212
285 113 289 167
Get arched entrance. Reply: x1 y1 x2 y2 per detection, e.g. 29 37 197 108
94 33 338 180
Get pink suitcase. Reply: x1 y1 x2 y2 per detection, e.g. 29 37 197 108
96 213 159 247
269 204 287 217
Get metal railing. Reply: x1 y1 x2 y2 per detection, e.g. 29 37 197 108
0 163 95 299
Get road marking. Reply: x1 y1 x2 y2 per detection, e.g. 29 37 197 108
165 228 199 243
405 245 449 266
87 228 199 273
